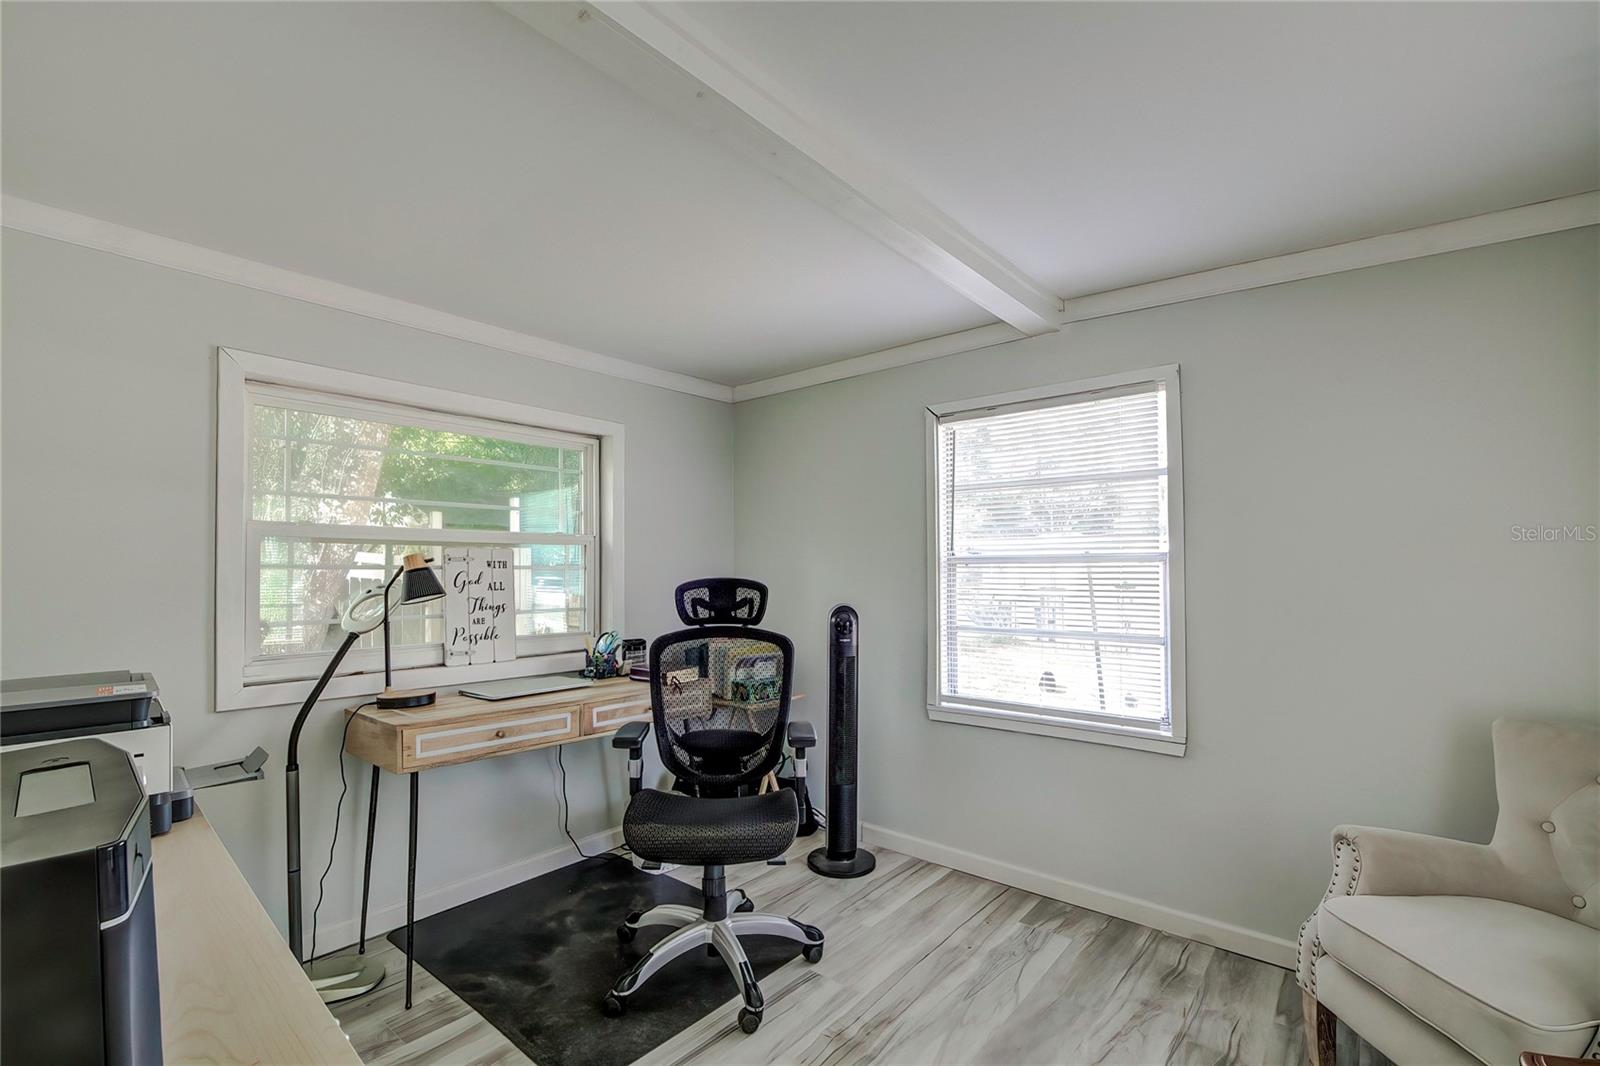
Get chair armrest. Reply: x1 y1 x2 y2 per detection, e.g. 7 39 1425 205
787 721 817 750
611 721 650 751
1331 824 1506 898
1298 824 1505 995
612 722 650 796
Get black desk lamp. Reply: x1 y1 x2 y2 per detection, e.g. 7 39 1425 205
284 552 445 1003
376 553 448 709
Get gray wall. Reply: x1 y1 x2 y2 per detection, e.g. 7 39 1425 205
734 229 1599 946
0 230 735 946
4 226 1595 959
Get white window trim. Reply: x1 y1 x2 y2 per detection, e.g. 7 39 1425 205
216 346 625 713
924 364 1187 757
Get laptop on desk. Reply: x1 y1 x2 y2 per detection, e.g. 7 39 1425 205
458 675 595 701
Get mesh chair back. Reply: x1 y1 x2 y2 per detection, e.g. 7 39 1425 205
650 579 792 793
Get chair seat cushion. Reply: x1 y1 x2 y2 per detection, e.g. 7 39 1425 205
1319 895 1600 1063
624 787 798 866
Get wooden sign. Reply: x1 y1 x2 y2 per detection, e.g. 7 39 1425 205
445 548 516 666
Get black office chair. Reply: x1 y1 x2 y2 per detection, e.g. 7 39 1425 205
603 578 823 1034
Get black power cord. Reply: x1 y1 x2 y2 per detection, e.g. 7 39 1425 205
309 703 647 962
308 701 372 964
553 744 632 865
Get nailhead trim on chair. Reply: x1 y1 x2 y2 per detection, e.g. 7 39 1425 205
1296 914 1312 993
1298 836 1362 995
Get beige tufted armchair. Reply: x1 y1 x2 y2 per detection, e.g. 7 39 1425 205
1298 719 1600 1066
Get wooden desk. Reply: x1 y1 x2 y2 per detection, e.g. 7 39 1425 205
342 677 803 1008
343 678 653 1008
153 808 360 1065
345 676 652 774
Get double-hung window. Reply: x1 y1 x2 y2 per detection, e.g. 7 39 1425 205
217 348 619 711
927 366 1185 755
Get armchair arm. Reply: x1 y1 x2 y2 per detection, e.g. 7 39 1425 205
612 722 650 795
787 721 817 751
1331 824 1507 899
1297 824 1507 995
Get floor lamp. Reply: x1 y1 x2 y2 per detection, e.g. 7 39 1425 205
285 552 445 1003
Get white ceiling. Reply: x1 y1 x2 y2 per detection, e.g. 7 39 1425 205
4 2 1596 390
677 0 1600 298
0 2 989 386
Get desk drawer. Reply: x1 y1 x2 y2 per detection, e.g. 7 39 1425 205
581 692 653 735
402 708 578 769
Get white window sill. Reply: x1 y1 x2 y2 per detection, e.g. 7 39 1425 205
217 651 586 712
927 703 1186 757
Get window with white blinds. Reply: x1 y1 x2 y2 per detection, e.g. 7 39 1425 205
241 383 598 686
927 367 1185 755
216 349 624 712
239 383 599 689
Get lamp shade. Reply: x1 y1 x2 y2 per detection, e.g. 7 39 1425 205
398 552 446 605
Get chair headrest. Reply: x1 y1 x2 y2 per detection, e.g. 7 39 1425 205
674 578 768 626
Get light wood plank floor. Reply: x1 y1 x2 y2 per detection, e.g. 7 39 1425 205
330 839 1306 1065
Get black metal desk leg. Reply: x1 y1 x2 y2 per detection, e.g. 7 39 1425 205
405 771 419 1009
358 766 380 953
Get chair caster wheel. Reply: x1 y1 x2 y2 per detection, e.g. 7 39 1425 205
616 923 636 944
735 896 755 913
738 1007 762 1033
803 943 824 963
602 993 626 1017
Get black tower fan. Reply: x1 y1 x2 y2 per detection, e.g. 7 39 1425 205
808 605 876 877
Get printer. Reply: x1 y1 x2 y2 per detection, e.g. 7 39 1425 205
0 673 268 1064
1 737 163 1065
1 671 174 793
0 671 268 834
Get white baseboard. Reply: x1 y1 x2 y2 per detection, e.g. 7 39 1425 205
861 822 1297 970
305 825 624 957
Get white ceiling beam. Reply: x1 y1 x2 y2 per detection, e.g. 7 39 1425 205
501 1 1062 337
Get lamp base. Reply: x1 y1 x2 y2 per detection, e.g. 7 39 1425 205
305 954 386 1003
377 687 436 710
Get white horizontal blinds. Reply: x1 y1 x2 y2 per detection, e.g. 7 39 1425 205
938 384 1171 726
246 385 597 671
256 537 447 658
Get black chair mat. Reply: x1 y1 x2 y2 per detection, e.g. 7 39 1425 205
387 856 802 1066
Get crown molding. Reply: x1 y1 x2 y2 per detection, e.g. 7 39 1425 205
734 192 1600 402
1058 192 1599 324
732 322 1022 402
0 196 736 403
9 191 1594 407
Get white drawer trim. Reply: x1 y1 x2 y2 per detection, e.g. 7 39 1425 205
414 710 573 759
